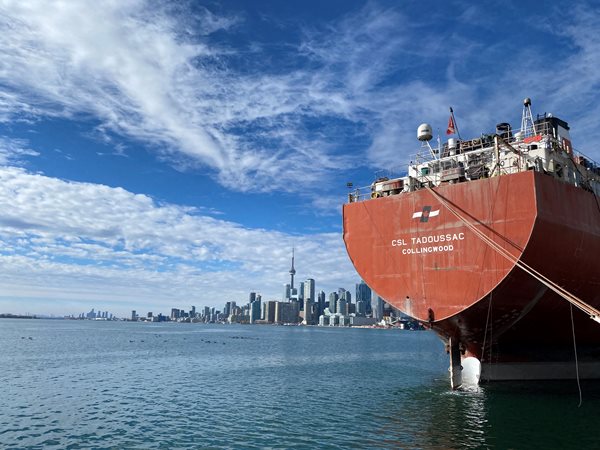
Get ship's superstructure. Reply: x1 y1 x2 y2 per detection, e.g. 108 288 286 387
352 99 600 203
343 99 600 388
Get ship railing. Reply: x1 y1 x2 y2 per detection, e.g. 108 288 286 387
346 184 379 202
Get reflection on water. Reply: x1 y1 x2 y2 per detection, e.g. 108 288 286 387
1 319 599 449
374 379 600 449
369 381 488 449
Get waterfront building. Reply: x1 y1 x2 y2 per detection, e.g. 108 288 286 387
131 310 137 321
228 305 243 323
303 298 314 325
249 292 256 304
274 301 299 324
265 301 277 323
349 316 378 326
250 299 261 324
372 293 384 320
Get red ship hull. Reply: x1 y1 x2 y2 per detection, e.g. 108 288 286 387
343 171 600 381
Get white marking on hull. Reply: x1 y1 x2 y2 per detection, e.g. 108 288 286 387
411 209 440 219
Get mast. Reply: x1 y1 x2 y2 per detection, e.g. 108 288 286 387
520 97 536 137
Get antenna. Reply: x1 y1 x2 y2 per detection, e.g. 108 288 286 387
521 97 536 137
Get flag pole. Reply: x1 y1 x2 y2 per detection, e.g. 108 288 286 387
450 107 462 140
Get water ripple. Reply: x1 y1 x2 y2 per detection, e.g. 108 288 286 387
2 320 600 449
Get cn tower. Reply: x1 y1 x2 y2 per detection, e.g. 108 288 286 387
289 248 296 290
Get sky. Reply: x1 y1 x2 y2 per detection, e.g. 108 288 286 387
1 0 600 317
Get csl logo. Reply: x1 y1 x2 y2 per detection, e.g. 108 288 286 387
412 206 440 223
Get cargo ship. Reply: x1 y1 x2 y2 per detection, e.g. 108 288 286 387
343 99 600 388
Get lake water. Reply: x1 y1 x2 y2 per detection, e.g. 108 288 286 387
1 319 599 449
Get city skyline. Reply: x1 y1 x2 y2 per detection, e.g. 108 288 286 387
69 252 381 323
121 277 384 326
5 250 368 319
1 1 600 316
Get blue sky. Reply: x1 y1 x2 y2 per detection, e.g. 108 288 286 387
1 0 599 316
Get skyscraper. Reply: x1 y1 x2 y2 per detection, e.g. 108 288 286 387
328 292 338 313
337 298 347 316
356 280 372 313
304 278 315 302
317 290 326 316
249 292 256 304
250 298 261 324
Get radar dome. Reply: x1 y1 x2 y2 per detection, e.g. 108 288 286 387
417 123 433 141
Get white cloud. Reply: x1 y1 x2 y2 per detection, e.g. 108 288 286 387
0 0 358 196
0 166 356 315
2 1 600 315
1 0 600 198
0 136 39 165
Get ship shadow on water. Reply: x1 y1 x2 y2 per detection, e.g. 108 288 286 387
367 379 600 449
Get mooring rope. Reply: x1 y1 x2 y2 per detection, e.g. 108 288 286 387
570 303 583 407
481 293 493 382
